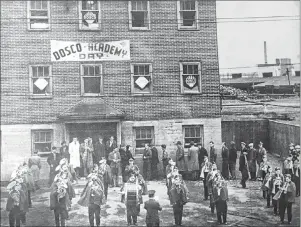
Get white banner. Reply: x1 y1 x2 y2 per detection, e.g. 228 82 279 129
51 40 130 62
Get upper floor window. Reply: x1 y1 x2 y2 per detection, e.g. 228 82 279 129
27 1 50 30
29 65 52 97
180 62 201 93
177 0 198 30
128 1 150 30
81 64 103 96
131 64 152 94
79 0 101 30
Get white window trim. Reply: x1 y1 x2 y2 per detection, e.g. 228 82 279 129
134 126 155 152
182 125 204 148
80 64 103 96
177 0 199 30
180 62 202 94
78 0 101 31
29 64 53 98
27 1 51 31
31 129 53 156
131 63 153 95
128 1 151 30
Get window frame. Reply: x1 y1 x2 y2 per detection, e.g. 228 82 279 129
180 62 202 94
31 129 53 156
128 1 151 30
78 0 101 31
177 0 199 31
262 72 273 78
182 125 204 149
27 1 51 31
80 64 103 96
29 64 53 98
131 63 153 95
295 71 300 77
134 126 154 153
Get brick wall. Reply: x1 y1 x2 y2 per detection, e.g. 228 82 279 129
1 0 220 125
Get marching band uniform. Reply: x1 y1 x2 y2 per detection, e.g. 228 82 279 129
200 156 212 200
271 168 284 215
278 175 296 224
98 159 112 201
144 190 162 227
212 180 228 225
124 159 140 182
261 166 273 206
283 156 294 175
292 159 300 197
206 165 222 214
258 158 268 182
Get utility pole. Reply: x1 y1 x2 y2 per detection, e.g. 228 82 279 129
286 68 291 85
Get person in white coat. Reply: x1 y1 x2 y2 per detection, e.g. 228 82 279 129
69 137 81 178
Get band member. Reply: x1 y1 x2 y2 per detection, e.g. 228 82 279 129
200 156 212 200
271 167 284 216
248 143 257 181
228 141 237 180
120 144 134 182
106 136 117 165
125 158 139 182
98 158 112 201
143 143 152 181
78 173 104 227
292 159 300 197
80 138 94 177
28 150 42 190
161 145 170 178
221 142 230 180
256 141 267 178
261 165 273 206
20 163 35 208
206 163 222 214
283 155 294 175
175 141 186 176
108 148 122 187
209 141 217 164
288 143 295 156
144 190 162 227
294 145 300 161
188 141 199 181
170 173 189 226
197 143 208 180
120 173 143 226
277 174 296 225
239 142 249 189
258 156 268 182
94 136 106 165
47 147 61 187
213 179 228 225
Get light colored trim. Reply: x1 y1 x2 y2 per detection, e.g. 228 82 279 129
130 63 153 94
29 65 53 96
27 1 51 31
31 129 53 155
180 61 202 94
128 1 150 30
177 0 199 31
78 0 101 30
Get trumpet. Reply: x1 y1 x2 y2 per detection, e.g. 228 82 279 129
273 182 288 200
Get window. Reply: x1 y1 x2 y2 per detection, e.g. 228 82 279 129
295 71 300 77
134 127 154 149
131 64 152 94
128 1 150 30
79 0 101 30
177 0 198 30
183 125 204 148
32 130 53 156
263 72 273 78
27 1 50 30
81 64 103 96
29 65 52 97
180 62 201 93
232 73 242 79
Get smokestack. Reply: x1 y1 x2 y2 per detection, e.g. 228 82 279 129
264 41 267 64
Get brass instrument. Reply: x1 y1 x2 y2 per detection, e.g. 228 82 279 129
273 182 288 201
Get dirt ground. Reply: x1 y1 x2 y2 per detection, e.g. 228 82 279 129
1 154 300 227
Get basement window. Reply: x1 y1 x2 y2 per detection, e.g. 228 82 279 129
177 0 198 30
27 1 50 30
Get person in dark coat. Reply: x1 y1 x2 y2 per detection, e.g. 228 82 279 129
248 143 257 181
239 142 249 189
209 141 217 164
161 145 170 178
292 159 300 197
124 158 139 182
256 141 267 178
175 141 185 175
105 136 117 165
221 142 230 180
98 158 112 201
188 142 199 181
47 147 61 187
213 180 228 225
94 136 106 165
144 190 162 227
150 144 160 180
200 156 212 200
197 143 208 180
271 167 284 215
283 155 294 175
60 141 70 163
143 144 152 181
120 145 134 182
228 141 237 180
278 174 296 225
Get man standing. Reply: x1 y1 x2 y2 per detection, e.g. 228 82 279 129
98 158 112 201
161 145 169 178
221 142 230 180
108 148 121 187
228 141 237 180
292 159 300 197
248 143 257 181
256 142 267 173
143 144 152 181
60 141 70 163
200 156 212 200
175 141 185 176
144 190 162 227
197 143 208 180
28 150 42 190
239 142 249 189
80 138 94 177
120 144 134 182
106 136 117 165
94 136 106 165
47 147 61 187
188 142 199 181
69 137 81 178
213 180 228 225
209 141 217 164
150 144 159 180
283 155 294 175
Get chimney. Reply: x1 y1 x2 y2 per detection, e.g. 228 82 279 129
264 41 267 64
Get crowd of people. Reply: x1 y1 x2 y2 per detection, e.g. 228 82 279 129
5 136 300 227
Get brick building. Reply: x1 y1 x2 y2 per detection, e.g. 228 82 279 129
1 0 221 180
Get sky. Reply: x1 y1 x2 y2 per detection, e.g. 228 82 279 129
216 1 300 69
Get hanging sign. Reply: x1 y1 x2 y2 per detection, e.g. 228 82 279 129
51 40 130 62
